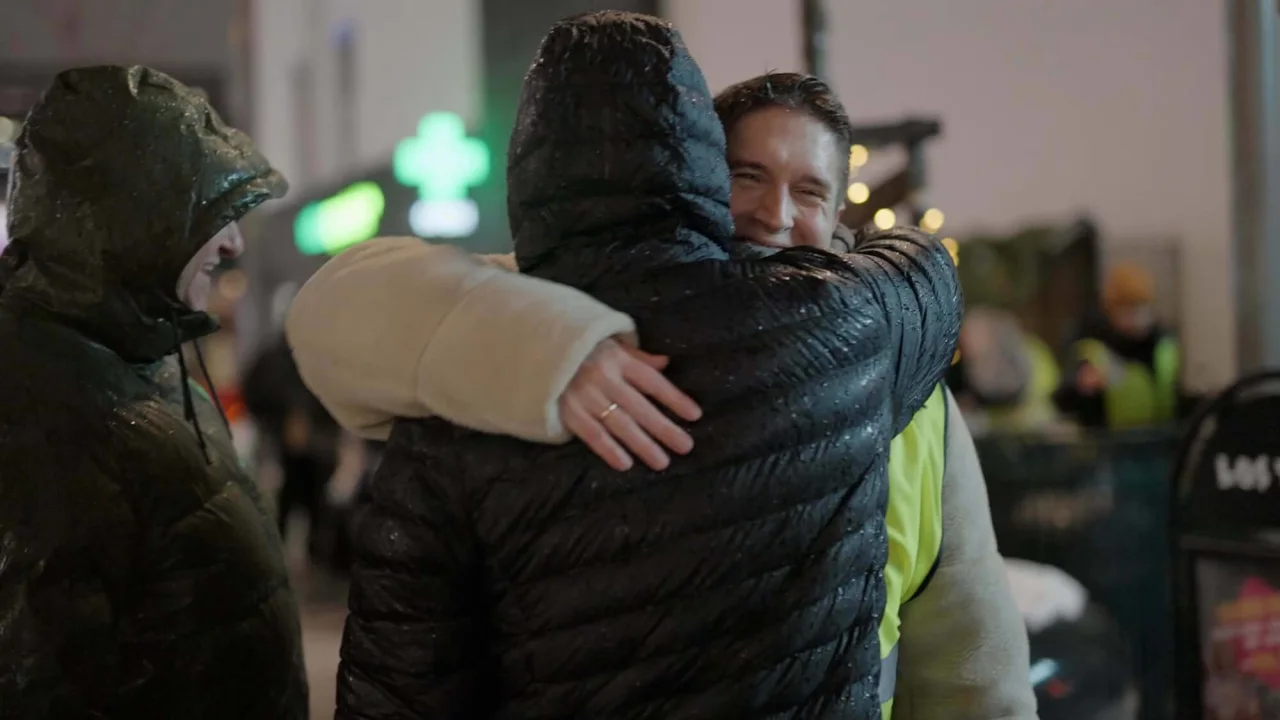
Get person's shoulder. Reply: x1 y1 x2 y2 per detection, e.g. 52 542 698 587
0 329 122 436
9 358 207 483
727 247 863 287
0 311 142 390
645 250 890 349
0 398 146 547
755 249 885 311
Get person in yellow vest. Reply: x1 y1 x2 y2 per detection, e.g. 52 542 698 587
287 72 1034 719
1054 263 1181 429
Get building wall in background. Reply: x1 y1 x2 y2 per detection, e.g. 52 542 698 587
250 0 481 198
0 1 235 68
470 0 659 251
0 1 240 124
662 0 803 94
663 0 1234 390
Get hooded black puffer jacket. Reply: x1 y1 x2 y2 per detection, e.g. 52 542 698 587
0 66 307 719
338 12 961 720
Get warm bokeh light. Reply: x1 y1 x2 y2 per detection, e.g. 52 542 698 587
941 237 960 266
846 182 870 204
848 144 869 168
921 208 945 233
873 208 897 229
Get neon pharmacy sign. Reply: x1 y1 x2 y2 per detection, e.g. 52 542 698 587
396 112 489 239
293 111 490 256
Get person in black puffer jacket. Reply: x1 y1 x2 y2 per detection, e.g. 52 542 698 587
0 67 307 719
243 335 342 553
337 11 961 720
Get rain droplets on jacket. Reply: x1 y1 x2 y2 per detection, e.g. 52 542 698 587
337 12 962 720
0 66 307 719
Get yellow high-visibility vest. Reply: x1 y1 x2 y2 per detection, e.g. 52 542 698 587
879 385 947 719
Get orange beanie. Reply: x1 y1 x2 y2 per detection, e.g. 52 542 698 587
1103 263 1154 313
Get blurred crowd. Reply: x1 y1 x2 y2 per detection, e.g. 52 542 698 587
951 263 1183 437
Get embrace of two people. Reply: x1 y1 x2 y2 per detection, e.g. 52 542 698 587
0 9 1036 720
290 10 1037 720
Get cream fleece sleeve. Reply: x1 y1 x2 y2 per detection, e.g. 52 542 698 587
893 391 1039 720
285 236 636 443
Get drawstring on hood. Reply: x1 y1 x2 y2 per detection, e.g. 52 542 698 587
172 306 232 464
175 333 207 461
194 340 232 434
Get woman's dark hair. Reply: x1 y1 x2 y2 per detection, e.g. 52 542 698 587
713 72 855 186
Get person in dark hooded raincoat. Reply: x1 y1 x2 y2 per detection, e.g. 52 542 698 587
0 66 308 719
336 12 961 719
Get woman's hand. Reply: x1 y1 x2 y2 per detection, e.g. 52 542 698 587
558 337 702 472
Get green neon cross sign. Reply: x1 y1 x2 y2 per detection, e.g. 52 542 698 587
393 112 490 201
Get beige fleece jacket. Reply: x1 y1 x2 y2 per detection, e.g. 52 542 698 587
285 237 1038 720
285 237 635 443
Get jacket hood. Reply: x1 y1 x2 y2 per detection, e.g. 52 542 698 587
509 12 732 288
0 65 286 363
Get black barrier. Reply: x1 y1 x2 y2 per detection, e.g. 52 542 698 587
1173 371 1280 719
978 428 1178 720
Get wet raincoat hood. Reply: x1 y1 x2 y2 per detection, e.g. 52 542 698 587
1 65 285 363
508 11 733 288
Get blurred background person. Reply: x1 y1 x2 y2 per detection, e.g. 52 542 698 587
949 307 1063 434
1053 264 1182 430
243 334 343 561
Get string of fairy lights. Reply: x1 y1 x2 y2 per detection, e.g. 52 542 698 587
846 144 959 263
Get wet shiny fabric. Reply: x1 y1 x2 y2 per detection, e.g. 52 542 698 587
338 12 961 720
0 66 307 719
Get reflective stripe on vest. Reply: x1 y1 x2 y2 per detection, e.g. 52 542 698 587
880 642 899 703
